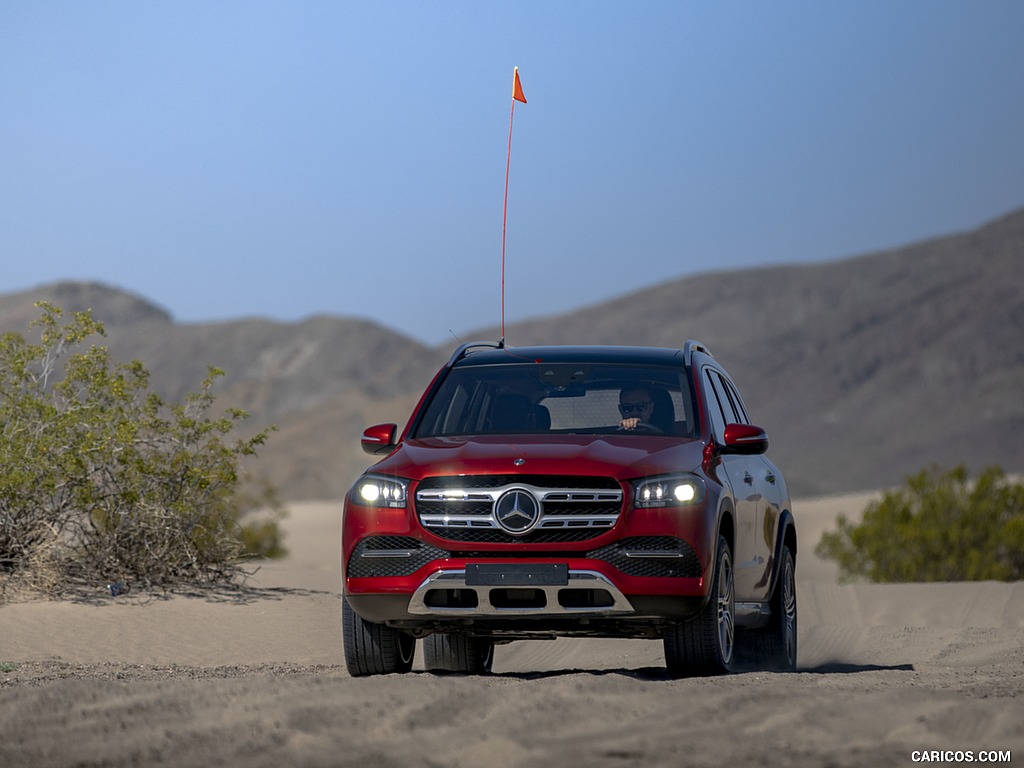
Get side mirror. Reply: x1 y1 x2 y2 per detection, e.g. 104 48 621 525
722 423 769 455
361 423 398 455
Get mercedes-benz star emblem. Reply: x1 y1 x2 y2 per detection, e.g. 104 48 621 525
494 489 540 535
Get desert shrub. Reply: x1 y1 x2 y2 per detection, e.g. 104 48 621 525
0 302 282 597
816 465 1024 582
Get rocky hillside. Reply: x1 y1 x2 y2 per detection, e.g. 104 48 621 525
0 281 445 500
3 207 1022 499
482 207 1024 494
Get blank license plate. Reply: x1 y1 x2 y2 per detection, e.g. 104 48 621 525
465 563 569 587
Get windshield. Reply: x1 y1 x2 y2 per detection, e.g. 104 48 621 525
413 362 696 438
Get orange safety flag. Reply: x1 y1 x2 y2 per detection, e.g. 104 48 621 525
512 67 527 103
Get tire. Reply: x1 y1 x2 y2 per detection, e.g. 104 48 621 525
664 535 735 677
746 544 797 671
423 633 494 674
342 597 416 676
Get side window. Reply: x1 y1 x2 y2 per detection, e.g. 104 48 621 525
720 376 750 425
703 369 729 443
724 378 749 428
710 370 742 422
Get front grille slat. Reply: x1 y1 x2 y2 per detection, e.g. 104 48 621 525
415 475 623 544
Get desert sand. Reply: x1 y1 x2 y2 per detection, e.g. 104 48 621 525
2 493 1022 767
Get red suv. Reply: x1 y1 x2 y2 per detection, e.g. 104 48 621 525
342 341 797 676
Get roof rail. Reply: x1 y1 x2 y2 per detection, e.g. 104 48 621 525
445 340 504 367
682 340 713 365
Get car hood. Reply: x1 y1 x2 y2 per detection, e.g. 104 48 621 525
368 434 704 482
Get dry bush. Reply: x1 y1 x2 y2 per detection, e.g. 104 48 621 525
0 303 282 599
816 464 1024 582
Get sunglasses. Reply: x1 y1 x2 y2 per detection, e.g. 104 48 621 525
618 401 651 415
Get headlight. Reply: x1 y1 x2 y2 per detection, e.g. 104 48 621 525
352 474 409 508
632 474 705 508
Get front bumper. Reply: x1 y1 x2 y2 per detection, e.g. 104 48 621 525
343 544 709 629
342 488 719 631
407 568 635 616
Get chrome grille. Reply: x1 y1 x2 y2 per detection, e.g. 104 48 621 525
415 476 623 544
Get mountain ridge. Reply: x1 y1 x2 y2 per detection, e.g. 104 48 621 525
3 207 1022 499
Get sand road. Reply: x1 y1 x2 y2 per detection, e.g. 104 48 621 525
2 496 1022 767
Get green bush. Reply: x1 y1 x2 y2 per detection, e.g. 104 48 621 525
0 303 283 597
816 465 1024 582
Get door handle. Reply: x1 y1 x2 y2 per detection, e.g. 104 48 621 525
743 472 753 485
765 472 776 484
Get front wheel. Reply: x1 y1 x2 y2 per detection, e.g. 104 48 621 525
663 535 735 677
423 633 494 674
342 597 416 676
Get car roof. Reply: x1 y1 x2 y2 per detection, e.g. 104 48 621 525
452 344 689 368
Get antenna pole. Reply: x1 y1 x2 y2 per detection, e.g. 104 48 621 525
501 67 527 345
501 98 516 344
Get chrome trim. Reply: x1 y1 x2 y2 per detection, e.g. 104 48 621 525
359 550 416 559
416 483 623 534
494 488 542 535
622 550 688 559
407 569 635 616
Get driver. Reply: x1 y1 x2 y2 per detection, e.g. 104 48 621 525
618 386 656 431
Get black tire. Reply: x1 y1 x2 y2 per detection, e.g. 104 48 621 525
423 633 494 674
342 597 416 676
746 544 797 671
664 535 735 677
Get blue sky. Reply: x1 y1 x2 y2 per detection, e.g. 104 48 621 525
3 1 1023 344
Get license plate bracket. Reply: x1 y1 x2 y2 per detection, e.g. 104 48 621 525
464 563 569 587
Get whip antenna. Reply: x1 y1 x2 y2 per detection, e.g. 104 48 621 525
501 66 527 345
